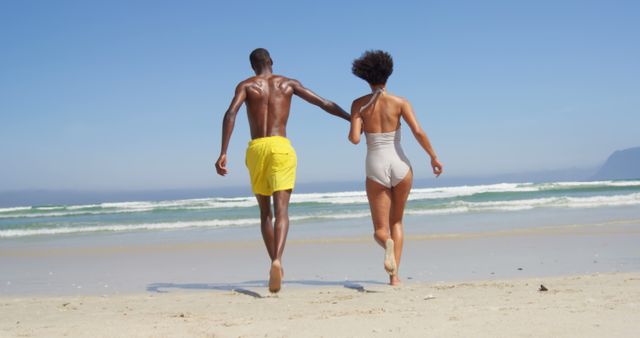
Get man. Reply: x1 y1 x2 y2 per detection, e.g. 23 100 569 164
215 48 350 293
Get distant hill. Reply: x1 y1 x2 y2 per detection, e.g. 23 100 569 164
592 146 640 180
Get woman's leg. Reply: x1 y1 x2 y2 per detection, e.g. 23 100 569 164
366 178 396 279
366 178 392 246
389 170 413 285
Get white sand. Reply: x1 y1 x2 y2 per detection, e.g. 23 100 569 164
2 272 639 337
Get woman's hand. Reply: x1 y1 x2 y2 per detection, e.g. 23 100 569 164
431 158 443 177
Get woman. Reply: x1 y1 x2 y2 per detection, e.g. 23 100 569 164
349 50 443 285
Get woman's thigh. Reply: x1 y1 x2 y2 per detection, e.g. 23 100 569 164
366 178 392 230
390 169 413 224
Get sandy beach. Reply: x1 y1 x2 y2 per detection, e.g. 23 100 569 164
2 204 640 337
1 272 639 337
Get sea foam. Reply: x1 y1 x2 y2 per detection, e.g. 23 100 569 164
2 180 640 238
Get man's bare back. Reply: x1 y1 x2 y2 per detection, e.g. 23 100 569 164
240 74 298 139
223 73 349 144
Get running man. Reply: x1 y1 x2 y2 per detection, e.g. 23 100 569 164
215 48 350 293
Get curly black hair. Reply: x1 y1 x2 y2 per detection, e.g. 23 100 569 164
351 50 393 85
249 48 272 69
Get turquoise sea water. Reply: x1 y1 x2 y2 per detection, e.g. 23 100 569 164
1 180 640 239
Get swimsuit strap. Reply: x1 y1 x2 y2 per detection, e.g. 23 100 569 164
359 88 385 113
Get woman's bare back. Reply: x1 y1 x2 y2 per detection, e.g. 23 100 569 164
353 92 405 134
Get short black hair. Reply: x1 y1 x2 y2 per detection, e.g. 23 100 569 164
249 48 272 69
352 50 393 85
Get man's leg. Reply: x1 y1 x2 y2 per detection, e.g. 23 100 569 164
272 189 292 261
268 189 292 293
255 194 275 261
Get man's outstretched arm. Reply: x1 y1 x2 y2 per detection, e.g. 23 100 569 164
290 80 350 121
215 83 246 176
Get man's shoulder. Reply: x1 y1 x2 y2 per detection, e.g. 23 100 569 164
235 76 266 92
238 76 259 86
239 74 296 85
271 74 297 83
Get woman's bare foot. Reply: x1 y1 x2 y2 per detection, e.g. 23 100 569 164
390 275 401 286
269 260 283 293
384 238 397 276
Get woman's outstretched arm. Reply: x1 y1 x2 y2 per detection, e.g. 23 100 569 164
400 99 443 177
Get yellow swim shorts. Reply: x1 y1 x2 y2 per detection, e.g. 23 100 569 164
245 136 297 196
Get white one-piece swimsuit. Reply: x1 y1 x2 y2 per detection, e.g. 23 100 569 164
365 128 412 188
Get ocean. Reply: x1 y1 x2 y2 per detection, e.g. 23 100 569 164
2 180 640 239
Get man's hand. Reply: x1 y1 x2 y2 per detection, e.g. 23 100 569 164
215 154 228 176
431 158 443 177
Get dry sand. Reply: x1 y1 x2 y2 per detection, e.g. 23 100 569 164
2 272 639 337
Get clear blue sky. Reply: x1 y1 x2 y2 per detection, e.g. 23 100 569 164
1 0 639 191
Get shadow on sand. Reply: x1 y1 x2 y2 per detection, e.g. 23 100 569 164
146 279 386 298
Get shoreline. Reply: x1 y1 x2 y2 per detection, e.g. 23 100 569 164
2 215 639 297
2 272 639 337
4 216 640 256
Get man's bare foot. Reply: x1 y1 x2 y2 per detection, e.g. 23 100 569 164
390 275 401 286
384 238 397 276
269 260 283 293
